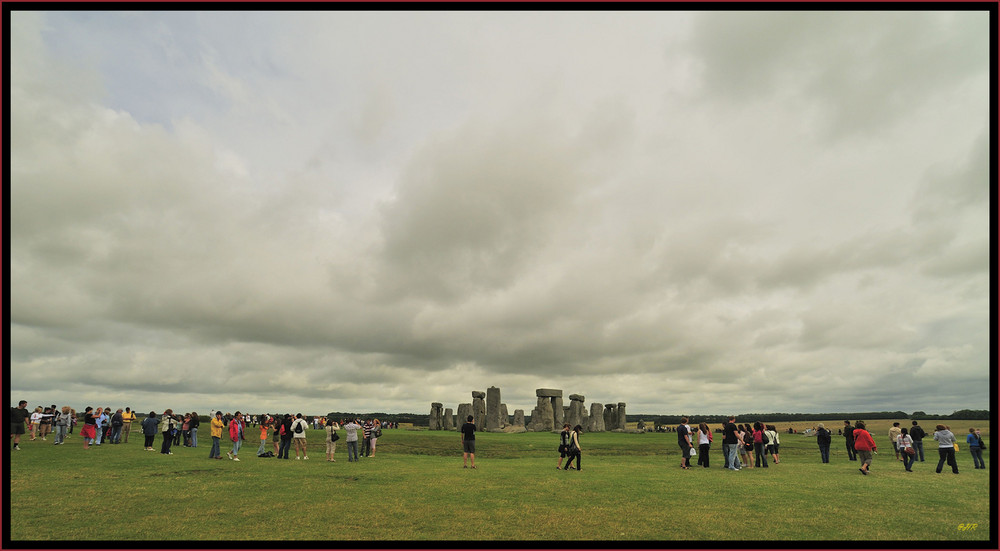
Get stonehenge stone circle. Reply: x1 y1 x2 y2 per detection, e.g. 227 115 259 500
443 408 454 430
588 403 605 432
512 409 525 427
456 403 472 428
429 402 443 430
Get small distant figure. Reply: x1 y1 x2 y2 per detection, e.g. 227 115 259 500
461 415 477 469
557 423 571 470
897 428 915 472
888 422 902 461
815 423 831 463
910 421 926 462
343 418 361 462
853 421 877 475
932 424 959 474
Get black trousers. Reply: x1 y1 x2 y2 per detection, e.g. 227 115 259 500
563 450 580 470
144 434 155 448
160 432 173 454
936 447 958 473
698 444 711 467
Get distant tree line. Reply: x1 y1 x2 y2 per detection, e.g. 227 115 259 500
630 409 990 425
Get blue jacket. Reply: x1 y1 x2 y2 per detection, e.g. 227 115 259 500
141 416 159 436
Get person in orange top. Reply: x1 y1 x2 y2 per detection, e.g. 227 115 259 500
258 415 272 456
853 421 878 475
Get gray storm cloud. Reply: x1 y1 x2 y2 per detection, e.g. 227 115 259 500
9 11 990 416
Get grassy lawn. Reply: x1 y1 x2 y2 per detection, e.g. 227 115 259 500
7 420 991 542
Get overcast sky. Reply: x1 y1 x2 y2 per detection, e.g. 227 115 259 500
9 10 991 417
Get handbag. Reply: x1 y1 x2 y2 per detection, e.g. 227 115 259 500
689 447 697 456
953 443 959 452
904 445 915 456
332 431 340 442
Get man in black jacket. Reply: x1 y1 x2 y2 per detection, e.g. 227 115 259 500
844 420 857 461
910 421 926 462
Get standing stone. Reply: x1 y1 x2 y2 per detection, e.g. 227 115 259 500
456 403 473 429
442 408 454 431
588 403 605 432
535 388 563 398
486 386 502 432
604 404 617 431
500 404 509 427
512 409 525 427
530 397 554 432
552 396 565 429
472 391 487 431
566 394 585 429
616 402 627 431
429 403 443 430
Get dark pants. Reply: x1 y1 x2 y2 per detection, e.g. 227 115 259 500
936 447 958 473
754 443 768 467
819 444 830 463
563 450 580 470
347 440 359 461
903 450 915 471
144 434 155 448
846 440 857 460
361 437 371 457
160 432 173 454
913 440 925 461
722 443 732 468
970 446 985 469
698 444 711 467
279 438 292 459
110 426 122 444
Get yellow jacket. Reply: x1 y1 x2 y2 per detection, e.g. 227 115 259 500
211 417 225 438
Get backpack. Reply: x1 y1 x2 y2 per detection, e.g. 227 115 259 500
279 424 287 436
294 420 303 434
761 431 770 445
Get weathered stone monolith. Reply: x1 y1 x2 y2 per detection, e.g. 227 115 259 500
486 386 502 432
456 403 473 429
604 403 617 430
443 408 454 430
530 396 554 431
616 402 627 431
500 404 509 427
566 394 585 429
535 388 563 398
512 409 525 427
429 403 443 430
472 391 486 431
588 403 605 432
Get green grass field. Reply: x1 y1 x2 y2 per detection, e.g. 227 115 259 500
8 420 991 542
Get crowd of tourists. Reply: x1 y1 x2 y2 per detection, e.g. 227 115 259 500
7 401 395 463
10 401 987 476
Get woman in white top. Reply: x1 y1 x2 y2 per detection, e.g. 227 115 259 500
324 419 340 462
696 423 712 468
29 408 53 441
292 413 309 460
896 428 915 472
766 424 781 464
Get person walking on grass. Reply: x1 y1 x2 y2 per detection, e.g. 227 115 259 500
292 413 309 460
563 425 582 471
141 412 158 450
844 420 858 461
967 428 986 470
910 421 927 462
10 400 29 451
557 423 572 470
343 418 361 462
228 411 244 461
889 422 903 462
815 423 832 463
325 417 339 462
697 423 712 468
461 415 477 469
897 428 916 472
80 407 100 450
853 421 877 475
278 414 294 460
933 424 959 474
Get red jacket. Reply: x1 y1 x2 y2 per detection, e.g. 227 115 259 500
852 428 877 452
229 418 243 442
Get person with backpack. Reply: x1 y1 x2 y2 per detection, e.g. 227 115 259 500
844 420 858 461
159 409 177 455
110 409 125 444
278 414 294 460
291 413 309 460
752 422 769 468
227 410 244 461
967 428 986 470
